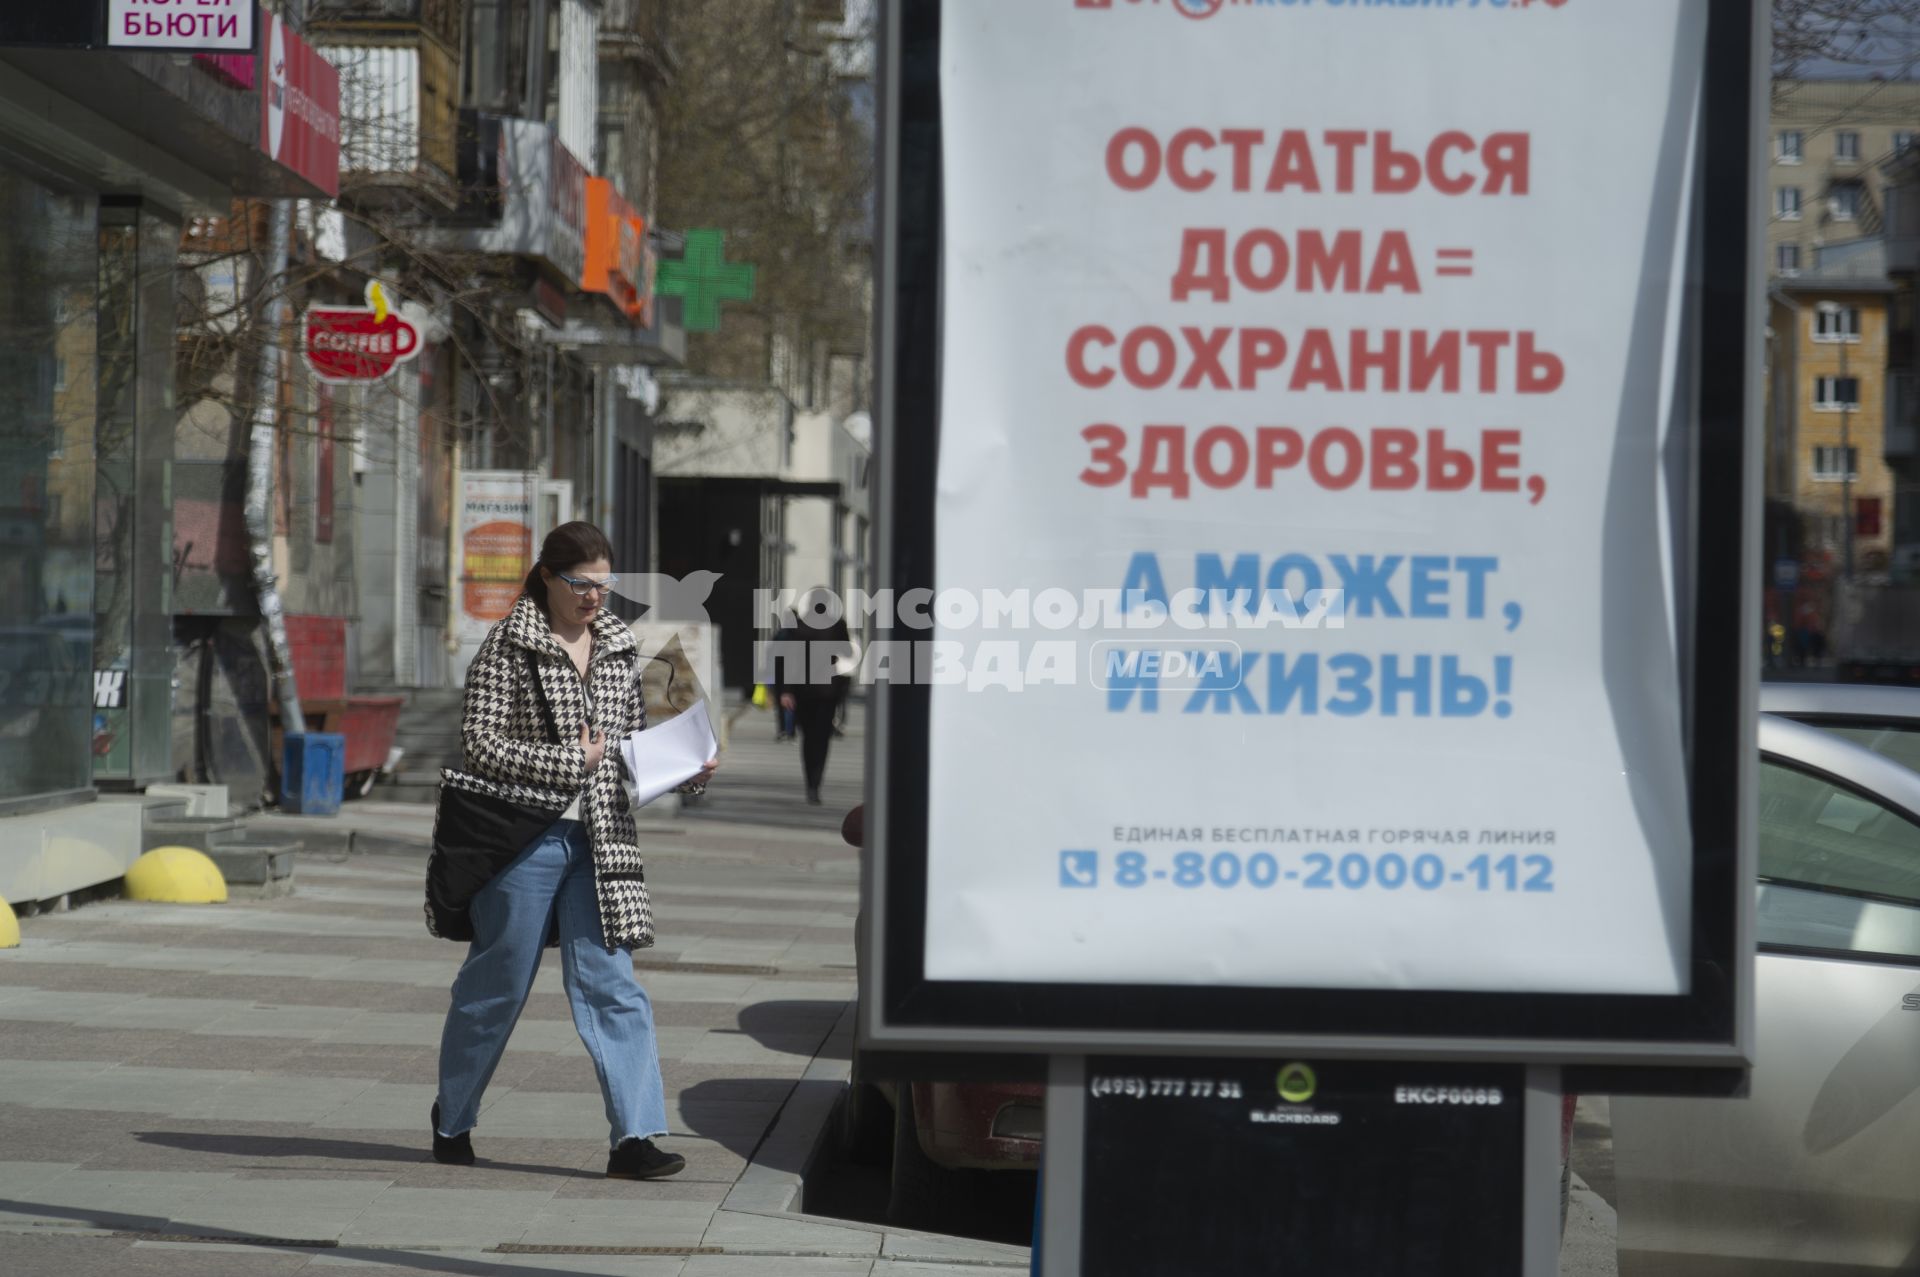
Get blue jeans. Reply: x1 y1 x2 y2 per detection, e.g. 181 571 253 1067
436 819 669 1147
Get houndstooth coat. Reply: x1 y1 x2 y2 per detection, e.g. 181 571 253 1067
437 595 697 950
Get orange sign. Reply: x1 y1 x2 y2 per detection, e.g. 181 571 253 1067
582 177 653 324
462 518 530 623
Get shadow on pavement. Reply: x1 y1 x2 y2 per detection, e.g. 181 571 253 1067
733 999 850 1059
675 1077 846 1175
0 1198 637 1277
132 1131 583 1178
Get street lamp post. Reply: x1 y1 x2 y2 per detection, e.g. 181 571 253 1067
1821 301 1857 583
1841 321 1855 583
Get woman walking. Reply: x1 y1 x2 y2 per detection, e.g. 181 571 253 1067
428 521 715 1178
774 589 854 805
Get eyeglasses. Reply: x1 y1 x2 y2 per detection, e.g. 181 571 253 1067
555 571 618 598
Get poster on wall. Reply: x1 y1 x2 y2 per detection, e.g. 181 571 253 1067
869 0 1758 1059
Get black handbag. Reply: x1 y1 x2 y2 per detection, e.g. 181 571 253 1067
424 650 570 942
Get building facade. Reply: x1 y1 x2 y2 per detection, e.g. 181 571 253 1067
1769 79 1920 279
1771 259 1899 579
0 4 339 900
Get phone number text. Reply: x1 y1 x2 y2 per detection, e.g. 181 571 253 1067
1058 849 1554 893
1089 1075 1248 1100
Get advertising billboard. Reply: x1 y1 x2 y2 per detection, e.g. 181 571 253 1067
867 0 1762 1062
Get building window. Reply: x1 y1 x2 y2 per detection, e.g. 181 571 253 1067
1778 130 1804 163
0 161 97 803
1813 305 1862 341
1836 131 1861 162
1833 184 1863 221
1900 131 1917 154
1857 496 1884 537
1776 186 1802 220
1777 243 1802 275
1813 445 1860 478
1814 377 1860 410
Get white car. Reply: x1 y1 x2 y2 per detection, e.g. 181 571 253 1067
1613 685 1920 1275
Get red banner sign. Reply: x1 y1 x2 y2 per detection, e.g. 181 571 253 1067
305 283 422 383
261 11 340 197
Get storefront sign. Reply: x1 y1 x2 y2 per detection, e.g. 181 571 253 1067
657 229 753 332
304 282 421 383
582 177 653 324
108 0 254 52
195 50 257 90
261 10 340 198
867 1 1758 1060
457 473 538 647
436 118 587 285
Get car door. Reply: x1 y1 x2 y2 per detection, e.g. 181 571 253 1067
1616 728 1920 1276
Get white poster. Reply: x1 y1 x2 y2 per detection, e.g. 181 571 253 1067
457 471 539 651
924 0 1704 995
108 0 254 51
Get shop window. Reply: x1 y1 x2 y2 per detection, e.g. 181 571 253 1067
0 164 97 803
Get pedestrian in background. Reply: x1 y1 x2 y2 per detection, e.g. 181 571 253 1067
774 588 853 805
428 520 716 1178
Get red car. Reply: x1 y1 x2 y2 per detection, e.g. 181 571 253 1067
840 805 1043 1226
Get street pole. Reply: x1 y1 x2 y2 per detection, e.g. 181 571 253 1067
245 0 306 737
1841 327 1855 583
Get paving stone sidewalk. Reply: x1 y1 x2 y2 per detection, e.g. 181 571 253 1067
0 708 1028 1277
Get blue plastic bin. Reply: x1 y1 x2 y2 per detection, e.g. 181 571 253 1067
281 731 347 815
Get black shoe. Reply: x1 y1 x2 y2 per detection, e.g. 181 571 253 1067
431 1102 474 1166
806 786 822 805
607 1137 686 1180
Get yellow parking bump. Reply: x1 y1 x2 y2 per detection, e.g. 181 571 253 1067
0 897 17 948
124 846 228 905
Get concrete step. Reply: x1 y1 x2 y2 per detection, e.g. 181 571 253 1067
141 798 191 826
143 816 250 855
373 780 440 805
204 842 299 886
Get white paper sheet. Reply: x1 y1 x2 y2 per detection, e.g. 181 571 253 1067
617 700 718 808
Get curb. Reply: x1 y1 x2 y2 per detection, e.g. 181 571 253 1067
714 1001 1032 1269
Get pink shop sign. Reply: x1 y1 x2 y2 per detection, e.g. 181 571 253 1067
195 51 257 90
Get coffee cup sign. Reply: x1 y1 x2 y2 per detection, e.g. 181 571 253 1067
305 282 422 382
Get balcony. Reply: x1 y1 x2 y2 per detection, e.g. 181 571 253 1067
599 0 676 84
306 0 462 51
310 0 463 210
326 40 461 209
427 114 590 287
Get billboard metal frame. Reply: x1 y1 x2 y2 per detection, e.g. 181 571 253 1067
863 0 1764 1067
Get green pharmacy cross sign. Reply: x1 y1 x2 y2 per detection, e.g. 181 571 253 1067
657 229 755 332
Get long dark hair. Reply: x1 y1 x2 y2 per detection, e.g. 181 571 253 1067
522 520 614 615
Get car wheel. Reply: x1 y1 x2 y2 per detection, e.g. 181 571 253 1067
888 1088 974 1230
